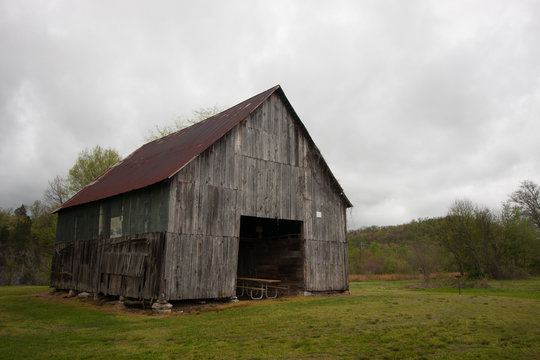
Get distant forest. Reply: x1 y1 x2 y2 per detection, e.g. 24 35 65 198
348 181 540 281
0 202 55 285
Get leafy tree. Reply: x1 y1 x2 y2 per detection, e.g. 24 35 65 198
498 203 540 275
145 106 223 142
474 207 500 277
67 145 121 194
439 198 540 279
12 205 32 251
439 200 477 276
445 201 500 278
509 180 540 230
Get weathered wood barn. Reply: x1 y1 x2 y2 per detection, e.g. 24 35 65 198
51 85 352 301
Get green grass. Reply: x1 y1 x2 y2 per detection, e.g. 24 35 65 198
1 278 539 359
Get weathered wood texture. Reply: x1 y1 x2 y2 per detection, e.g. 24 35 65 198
163 233 238 299
301 140 349 291
167 93 348 298
51 233 165 299
304 241 348 291
55 181 169 243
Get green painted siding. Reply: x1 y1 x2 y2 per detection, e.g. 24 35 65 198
55 181 170 243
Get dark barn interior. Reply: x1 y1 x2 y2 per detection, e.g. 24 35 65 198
237 216 304 293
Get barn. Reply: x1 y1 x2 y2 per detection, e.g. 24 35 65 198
51 85 352 302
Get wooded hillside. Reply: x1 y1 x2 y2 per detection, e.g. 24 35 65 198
348 190 540 281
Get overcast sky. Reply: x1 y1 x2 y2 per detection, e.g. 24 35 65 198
1 1 539 228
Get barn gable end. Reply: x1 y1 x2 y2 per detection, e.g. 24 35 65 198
164 93 349 299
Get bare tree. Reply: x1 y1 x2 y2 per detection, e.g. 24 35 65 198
408 219 441 285
409 239 438 285
43 176 70 210
144 106 223 142
509 180 540 230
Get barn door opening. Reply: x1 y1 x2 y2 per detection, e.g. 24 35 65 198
237 216 304 294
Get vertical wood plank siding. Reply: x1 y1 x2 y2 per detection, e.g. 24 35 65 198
51 232 165 299
166 94 348 299
52 182 170 299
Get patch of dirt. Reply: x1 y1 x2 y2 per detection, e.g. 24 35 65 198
33 291 156 316
32 291 340 317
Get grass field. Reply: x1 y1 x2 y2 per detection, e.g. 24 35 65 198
1 278 539 359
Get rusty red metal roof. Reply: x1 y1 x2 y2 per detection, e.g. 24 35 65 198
58 85 352 211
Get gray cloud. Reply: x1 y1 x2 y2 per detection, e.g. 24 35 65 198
1 0 540 228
